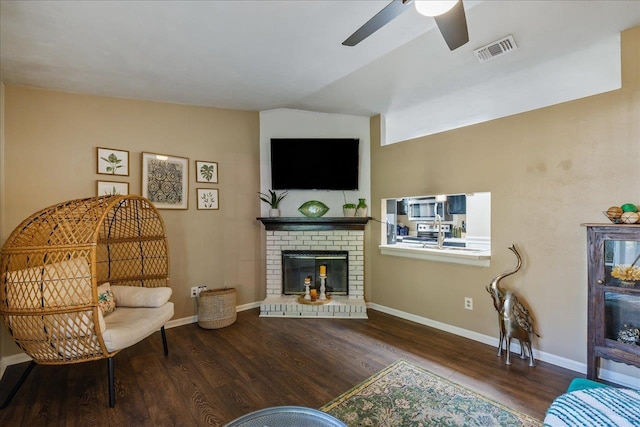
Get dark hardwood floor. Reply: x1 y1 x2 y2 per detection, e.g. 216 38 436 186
0 308 578 426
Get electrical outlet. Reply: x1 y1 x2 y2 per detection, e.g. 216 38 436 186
190 285 207 298
464 297 473 310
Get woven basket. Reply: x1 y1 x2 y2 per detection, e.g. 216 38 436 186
197 288 237 329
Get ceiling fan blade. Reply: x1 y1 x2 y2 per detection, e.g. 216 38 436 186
342 0 413 47
433 0 469 51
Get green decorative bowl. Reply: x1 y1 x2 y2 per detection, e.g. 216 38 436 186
298 200 330 217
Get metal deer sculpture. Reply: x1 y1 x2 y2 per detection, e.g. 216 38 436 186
486 244 539 367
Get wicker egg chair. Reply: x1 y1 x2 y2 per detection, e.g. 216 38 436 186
0 195 174 408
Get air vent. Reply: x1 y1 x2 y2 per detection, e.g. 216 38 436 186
473 35 518 63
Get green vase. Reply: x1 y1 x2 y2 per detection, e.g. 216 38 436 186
356 198 368 217
298 200 330 217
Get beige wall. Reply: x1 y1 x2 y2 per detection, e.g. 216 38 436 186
368 26 640 367
1 86 261 358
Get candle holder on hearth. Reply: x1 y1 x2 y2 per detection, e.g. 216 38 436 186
298 267 331 305
319 274 327 301
303 277 311 301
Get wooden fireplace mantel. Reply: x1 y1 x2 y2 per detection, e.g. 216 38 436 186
257 217 371 231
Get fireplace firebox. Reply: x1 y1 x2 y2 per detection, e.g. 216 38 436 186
282 250 348 296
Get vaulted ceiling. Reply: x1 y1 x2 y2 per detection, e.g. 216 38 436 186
2 1 639 135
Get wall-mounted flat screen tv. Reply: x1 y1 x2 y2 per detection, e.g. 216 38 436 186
270 138 359 190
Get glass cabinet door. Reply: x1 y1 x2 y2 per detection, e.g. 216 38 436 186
602 239 640 346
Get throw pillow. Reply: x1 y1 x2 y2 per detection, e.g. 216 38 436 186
111 285 172 308
98 282 116 316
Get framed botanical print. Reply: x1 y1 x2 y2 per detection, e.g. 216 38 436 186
97 180 129 196
195 160 218 183
197 188 219 210
97 147 129 176
141 152 189 209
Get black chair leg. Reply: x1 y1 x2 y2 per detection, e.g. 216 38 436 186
0 360 36 409
107 357 115 407
106 326 167 408
161 326 169 356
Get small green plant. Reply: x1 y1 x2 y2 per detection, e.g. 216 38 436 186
342 191 356 209
258 190 288 208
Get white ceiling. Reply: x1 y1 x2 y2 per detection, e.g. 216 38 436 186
1 1 639 125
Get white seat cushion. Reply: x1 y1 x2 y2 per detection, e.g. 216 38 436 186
102 302 174 352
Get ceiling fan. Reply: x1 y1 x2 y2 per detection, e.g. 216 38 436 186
342 0 469 51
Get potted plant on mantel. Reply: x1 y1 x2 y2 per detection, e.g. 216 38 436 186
343 203 356 217
258 190 288 217
342 192 356 217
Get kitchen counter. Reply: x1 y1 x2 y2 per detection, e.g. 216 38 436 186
379 242 491 267
397 236 467 246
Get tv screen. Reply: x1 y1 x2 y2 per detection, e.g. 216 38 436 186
270 138 359 190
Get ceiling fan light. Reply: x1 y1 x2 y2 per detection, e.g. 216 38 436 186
414 0 458 17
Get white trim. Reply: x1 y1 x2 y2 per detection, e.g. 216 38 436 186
369 302 502 347
166 316 197 329
367 302 639 390
237 301 261 312
598 368 640 390
0 352 32 379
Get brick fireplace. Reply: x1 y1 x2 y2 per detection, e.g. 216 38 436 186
258 217 369 318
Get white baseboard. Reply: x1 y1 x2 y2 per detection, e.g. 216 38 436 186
367 302 639 390
166 315 197 329
237 301 261 312
0 352 32 379
3 302 637 390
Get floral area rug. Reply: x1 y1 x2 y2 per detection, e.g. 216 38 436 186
321 360 542 427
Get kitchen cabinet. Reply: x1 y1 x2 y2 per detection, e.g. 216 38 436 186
397 199 408 216
448 195 466 214
584 224 640 380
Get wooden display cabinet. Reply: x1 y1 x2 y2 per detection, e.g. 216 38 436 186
584 223 640 380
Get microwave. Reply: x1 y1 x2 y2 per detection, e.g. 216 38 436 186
407 198 451 221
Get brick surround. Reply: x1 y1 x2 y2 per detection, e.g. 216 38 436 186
258 218 368 318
